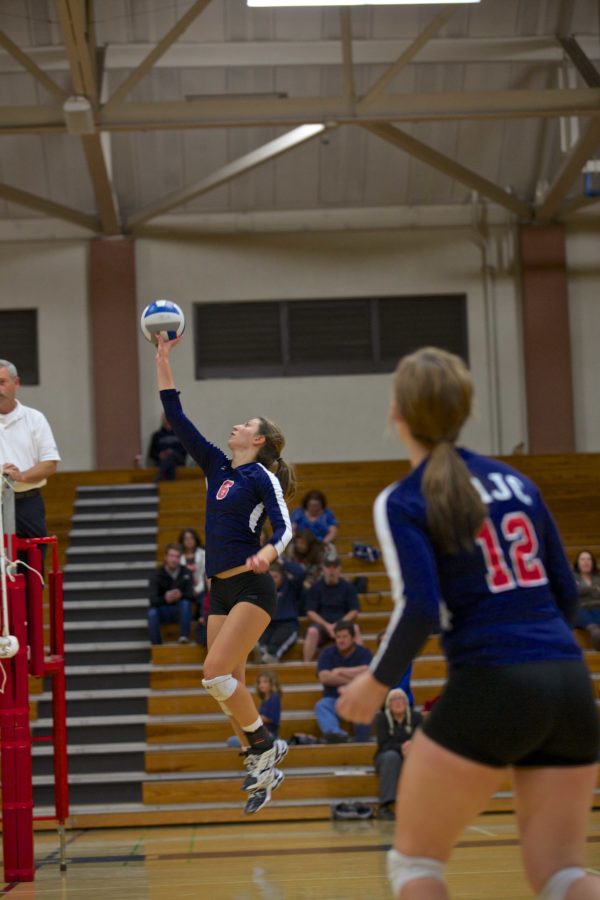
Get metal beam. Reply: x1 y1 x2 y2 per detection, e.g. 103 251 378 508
340 9 355 103
107 88 600 130
0 31 68 100
537 119 600 220
362 8 456 104
2 88 600 135
0 181 98 230
55 0 120 235
128 123 325 228
104 0 213 110
558 35 600 87
3 36 600 73
55 0 97 101
363 122 531 218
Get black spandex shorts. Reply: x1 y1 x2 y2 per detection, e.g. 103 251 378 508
423 659 600 768
209 571 276 619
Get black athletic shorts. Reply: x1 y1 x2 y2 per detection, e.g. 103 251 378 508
423 659 600 768
209 571 276 619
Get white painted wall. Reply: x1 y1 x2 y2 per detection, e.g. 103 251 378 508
567 230 600 453
0 240 93 470
3 221 597 471
136 226 526 464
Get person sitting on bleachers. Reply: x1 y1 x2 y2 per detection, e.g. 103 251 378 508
573 549 600 650
314 620 372 743
303 557 361 662
147 413 187 481
374 688 423 820
258 560 305 663
147 543 195 645
256 671 282 739
291 489 338 549
286 528 325 591
376 631 414 706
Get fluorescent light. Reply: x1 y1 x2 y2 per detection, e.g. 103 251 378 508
248 1 480 6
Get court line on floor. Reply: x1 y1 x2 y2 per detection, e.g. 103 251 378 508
1 829 88 895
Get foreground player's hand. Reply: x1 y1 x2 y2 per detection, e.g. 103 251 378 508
246 554 269 574
336 671 389 724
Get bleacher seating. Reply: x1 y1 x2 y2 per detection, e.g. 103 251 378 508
33 453 600 828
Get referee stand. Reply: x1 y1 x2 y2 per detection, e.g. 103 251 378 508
0 479 69 882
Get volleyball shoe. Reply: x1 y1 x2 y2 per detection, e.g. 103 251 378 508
244 768 284 815
242 738 289 792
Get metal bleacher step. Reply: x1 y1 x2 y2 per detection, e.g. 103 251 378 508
33 765 373 788
61 641 150 666
64 598 148 619
67 545 157 556
69 527 156 539
77 485 157 494
64 561 155 574
72 512 157 524
64 619 148 632
75 497 158 508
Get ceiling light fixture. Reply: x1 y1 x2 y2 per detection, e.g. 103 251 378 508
248 1 480 7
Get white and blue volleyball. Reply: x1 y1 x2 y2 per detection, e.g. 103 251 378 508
141 300 185 343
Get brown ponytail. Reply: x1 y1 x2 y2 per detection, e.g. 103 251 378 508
393 347 486 554
255 417 297 501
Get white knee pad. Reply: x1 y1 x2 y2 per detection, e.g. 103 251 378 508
202 674 237 716
387 849 446 896
538 867 586 900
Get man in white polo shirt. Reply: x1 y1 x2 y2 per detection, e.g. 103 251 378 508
0 359 60 547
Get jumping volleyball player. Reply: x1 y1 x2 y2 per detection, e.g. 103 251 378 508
337 347 600 900
155 334 294 814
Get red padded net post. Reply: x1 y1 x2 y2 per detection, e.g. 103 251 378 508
0 573 34 882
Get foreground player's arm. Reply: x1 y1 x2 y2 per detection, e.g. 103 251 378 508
538 501 579 625
337 489 441 724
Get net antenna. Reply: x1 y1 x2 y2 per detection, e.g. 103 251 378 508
0 475 21 680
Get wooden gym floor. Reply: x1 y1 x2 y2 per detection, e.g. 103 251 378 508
4 812 600 900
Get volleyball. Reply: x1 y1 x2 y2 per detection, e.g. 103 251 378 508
140 300 185 343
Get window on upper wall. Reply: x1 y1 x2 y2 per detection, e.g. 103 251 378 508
194 295 467 380
0 309 39 385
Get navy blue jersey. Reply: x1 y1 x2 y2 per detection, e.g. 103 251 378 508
317 643 373 698
371 449 581 688
161 390 292 578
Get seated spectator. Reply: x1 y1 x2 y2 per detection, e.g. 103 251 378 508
374 688 423 820
147 543 195 645
303 558 362 662
315 620 372 743
573 549 600 650
286 528 325 592
376 631 414 706
256 671 282 739
147 414 187 481
258 560 305 663
291 490 338 548
178 527 207 598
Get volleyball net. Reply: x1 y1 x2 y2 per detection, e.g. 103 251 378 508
0 478 68 883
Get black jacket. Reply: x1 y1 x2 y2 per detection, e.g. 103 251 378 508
374 708 423 757
149 565 195 608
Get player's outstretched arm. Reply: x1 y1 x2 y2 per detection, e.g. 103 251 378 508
155 333 182 391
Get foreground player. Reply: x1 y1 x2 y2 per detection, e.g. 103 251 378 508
155 334 293 814
337 347 600 899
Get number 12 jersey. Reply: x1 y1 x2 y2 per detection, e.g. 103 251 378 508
370 449 581 689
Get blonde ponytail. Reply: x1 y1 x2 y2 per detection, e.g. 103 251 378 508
393 347 486 554
422 442 486 554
